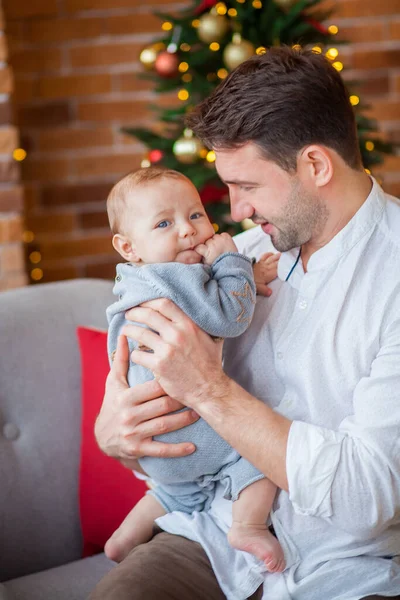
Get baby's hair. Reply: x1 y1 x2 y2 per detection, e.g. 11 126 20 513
107 167 188 235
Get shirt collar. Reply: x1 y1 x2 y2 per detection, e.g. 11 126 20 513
278 177 386 284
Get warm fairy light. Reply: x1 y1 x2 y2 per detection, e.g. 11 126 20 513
350 95 360 106
178 89 189 101
178 61 189 72
182 73 192 82
162 21 173 31
180 43 191 51
213 223 219 232
13 148 27 161
200 148 208 158
22 230 35 243
141 159 151 168
256 46 266 55
292 44 301 51
210 42 220 51
365 168 371 175
217 68 228 78
236 0 246 3
31 268 43 281
326 47 339 60
228 8 238 16
206 150 216 162
216 2 227 15
29 251 41 264
192 19 200 28
328 25 339 35
333 61 343 72
366 141 375 151
312 46 322 54
252 0 262 8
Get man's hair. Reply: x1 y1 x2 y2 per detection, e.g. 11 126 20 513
186 46 362 171
107 167 187 235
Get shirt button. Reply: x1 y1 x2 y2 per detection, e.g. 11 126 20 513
3 423 20 441
277 351 283 360
116 274 122 282
299 300 308 310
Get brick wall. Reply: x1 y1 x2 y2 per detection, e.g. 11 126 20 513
0 2 27 291
3 0 400 284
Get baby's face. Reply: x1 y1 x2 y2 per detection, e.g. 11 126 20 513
126 178 215 264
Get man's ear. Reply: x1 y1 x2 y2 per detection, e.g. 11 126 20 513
112 234 141 262
298 145 333 188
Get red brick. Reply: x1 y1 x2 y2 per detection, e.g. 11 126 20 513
389 21 400 40
37 73 111 99
21 157 69 182
0 67 13 94
0 186 24 212
40 234 112 261
375 155 400 173
0 127 19 154
10 49 62 74
352 49 400 70
74 152 141 177
337 23 385 44
0 35 8 61
17 102 70 128
0 8 5 29
13 78 37 104
80 211 109 229
384 181 400 197
347 76 390 97
394 75 400 93
38 127 113 151
0 243 25 274
24 184 41 212
77 100 149 122
364 100 400 122
0 215 23 243
42 182 113 207
105 13 161 36
26 211 78 234
335 0 400 18
69 42 143 68
27 17 104 43
0 103 13 126
0 161 20 183
116 73 153 93
65 0 180 12
38 264 80 283
3 0 58 20
85 259 117 279
4 22 25 48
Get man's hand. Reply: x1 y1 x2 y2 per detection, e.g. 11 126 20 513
253 252 280 297
195 232 237 265
94 334 199 468
124 299 228 408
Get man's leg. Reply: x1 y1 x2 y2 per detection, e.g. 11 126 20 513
88 529 263 600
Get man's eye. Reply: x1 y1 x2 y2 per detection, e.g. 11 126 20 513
240 186 253 192
156 220 170 228
190 212 203 220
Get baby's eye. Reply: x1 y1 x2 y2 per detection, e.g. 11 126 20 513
190 212 203 220
156 220 170 229
239 186 253 192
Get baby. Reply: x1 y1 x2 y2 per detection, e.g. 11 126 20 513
105 167 284 573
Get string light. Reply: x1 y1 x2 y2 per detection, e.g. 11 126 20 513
217 68 228 79
206 150 216 162
200 148 208 159
22 230 35 243
31 268 43 281
228 8 237 16
333 61 343 72
141 159 151 168
180 43 191 51
365 168 371 175
216 2 227 15
312 46 322 54
192 19 200 28
252 0 262 8
13 148 27 161
213 223 219 232
236 0 246 3
292 44 302 51
182 73 192 82
328 25 339 35
162 21 173 31
210 42 220 51
326 47 339 60
29 251 41 264
365 141 375 151
256 46 266 55
350 95 360 106
178 89 189 101
178 61 189 72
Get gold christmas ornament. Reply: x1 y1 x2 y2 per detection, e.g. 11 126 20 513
223 33 255 70
173 129 204 164
197 11 229 44
139 45 159 70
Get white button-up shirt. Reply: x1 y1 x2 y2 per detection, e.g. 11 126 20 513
156 178 400 599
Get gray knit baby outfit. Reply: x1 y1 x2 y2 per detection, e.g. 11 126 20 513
107 252 264 513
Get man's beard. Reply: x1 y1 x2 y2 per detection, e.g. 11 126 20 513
256 181 328 252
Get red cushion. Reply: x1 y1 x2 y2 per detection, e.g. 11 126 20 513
77 326 147 557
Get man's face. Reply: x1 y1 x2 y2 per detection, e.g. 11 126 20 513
215 142 326 252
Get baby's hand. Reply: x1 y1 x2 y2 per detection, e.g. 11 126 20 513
195 233 237 265
253 252 280 297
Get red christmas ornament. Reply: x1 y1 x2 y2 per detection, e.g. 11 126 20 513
195 0 217 14
155 51 180 78
149 149 164 163
200 183 228 206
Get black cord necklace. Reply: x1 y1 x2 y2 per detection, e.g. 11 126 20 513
285 247 302 282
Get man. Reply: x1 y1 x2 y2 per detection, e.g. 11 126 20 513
90 47 400 599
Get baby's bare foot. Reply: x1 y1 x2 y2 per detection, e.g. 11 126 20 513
228 522 285 573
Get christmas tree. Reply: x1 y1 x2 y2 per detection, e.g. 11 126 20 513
125 0 392 235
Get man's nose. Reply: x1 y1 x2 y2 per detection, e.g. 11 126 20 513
229 191 254 223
